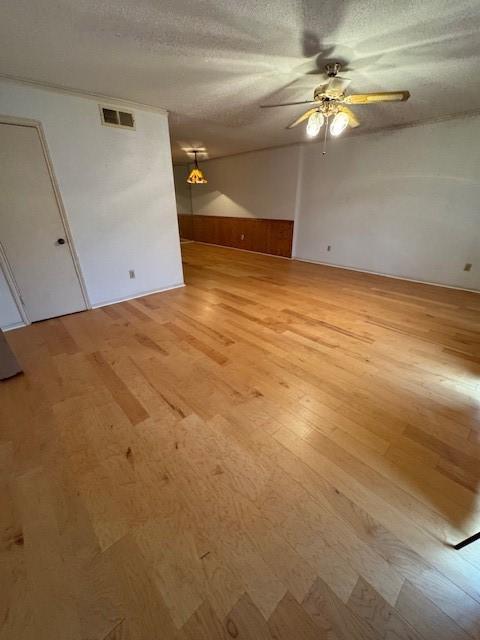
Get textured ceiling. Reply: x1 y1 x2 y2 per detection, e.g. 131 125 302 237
1 0 480 162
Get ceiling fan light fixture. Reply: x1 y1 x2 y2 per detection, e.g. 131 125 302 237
260 61 411 150
187 151 208 184
330 111 349 137
306 111 324 138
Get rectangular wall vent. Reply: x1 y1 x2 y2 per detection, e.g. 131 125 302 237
100 106 135 130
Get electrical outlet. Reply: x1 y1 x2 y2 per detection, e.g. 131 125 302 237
240 233 245 241
327 245 332 252
129 269 136 279
464 263 472 272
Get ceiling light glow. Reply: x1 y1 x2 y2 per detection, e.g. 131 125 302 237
306 111 324 138
330 111 349 137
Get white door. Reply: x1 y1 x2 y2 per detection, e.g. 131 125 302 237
0 123 87 322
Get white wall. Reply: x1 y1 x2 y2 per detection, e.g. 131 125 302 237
295 116 480 290
173 165 192 213
0 80 184 328
190 146 301 220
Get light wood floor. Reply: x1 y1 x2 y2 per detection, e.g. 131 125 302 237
2 242 480 640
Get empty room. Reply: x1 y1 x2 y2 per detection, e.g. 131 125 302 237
1 1 480 639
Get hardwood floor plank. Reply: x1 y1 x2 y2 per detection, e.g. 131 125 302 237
133 332 169 355
395 580 473 640
224 593 275 639
87 351 149 425
302 577 381 640
164 322 229 365
347 577 424 640
268 592 321 640
43 317 80 355
121 300 152 323
13 468 84 639
178 600 228 640
90 534 177 640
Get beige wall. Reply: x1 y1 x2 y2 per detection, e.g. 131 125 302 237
173 165 192 214
187 146 301 220
296 115 480 291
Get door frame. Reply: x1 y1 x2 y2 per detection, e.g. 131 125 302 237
0 115 91 325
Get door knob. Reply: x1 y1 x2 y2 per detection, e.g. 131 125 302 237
57 238 66 245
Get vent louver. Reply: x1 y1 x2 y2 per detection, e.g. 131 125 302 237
100 106 135 130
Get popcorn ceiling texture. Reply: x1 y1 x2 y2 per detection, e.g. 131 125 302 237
1 0 479 161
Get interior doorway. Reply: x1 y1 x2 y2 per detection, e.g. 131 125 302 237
0 120 88 323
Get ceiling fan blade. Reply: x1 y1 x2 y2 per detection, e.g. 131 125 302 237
325 76 351 98
287 108 318 130
343 91 410 105
338 106 360 128
260 100 318 108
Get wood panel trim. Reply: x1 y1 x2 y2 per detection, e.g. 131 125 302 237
177 214 294 258
178 213 194 240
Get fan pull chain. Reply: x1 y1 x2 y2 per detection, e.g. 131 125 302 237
322 116 329 155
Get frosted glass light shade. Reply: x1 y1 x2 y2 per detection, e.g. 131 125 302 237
306 111 324 137
330 111 349 137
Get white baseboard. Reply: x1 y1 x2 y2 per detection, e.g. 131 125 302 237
293 256 479 294
91 283 185 309
1 284 186 331
2 321 27 332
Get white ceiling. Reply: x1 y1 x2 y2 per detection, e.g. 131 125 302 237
1 0 480 162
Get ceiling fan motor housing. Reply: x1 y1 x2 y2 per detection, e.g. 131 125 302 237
313 87 332 101
325 62 341 77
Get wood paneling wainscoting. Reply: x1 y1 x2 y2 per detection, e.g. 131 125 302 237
178 212 194 241
178 213 294 257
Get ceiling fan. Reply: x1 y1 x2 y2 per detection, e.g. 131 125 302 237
261 63 410 148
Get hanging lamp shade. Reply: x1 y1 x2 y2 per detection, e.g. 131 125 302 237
187 151 208 184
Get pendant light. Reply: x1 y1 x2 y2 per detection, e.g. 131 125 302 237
187 150 208 184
